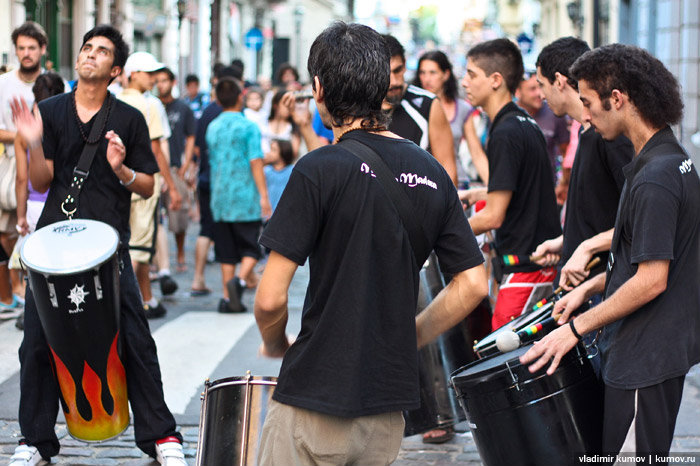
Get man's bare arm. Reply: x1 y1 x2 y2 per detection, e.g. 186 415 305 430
467 190 512 236
428 99 457 186
255 251 299 357
416 263 488 348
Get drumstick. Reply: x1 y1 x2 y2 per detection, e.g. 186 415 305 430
500 254 545 266
529 256 602 312
496 303 592 353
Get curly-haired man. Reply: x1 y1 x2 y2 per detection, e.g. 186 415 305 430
522 44 700 458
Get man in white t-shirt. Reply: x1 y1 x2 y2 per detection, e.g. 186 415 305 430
0 22 49 316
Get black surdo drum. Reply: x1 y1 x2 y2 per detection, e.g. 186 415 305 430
451 344 603 466
403 253 491 436
20 219 127 442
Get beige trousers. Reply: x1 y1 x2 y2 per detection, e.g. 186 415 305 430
257 399 405 466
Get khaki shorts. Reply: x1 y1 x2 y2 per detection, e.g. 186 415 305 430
129 175 161 264
162 167 191 234
257 399 404 466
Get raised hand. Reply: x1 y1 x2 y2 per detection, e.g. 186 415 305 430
10 97 43 147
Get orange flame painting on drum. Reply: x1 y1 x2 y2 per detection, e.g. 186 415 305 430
49 333 129 442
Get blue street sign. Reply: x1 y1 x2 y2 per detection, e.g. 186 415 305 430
517 32 534 55
245 28 264 51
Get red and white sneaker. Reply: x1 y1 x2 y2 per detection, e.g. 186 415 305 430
9 444 48 466
155 437 187 466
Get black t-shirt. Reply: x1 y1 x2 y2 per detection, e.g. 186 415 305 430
601 127 700 389
260 130 484 417
37 93 158 244
194 101 222 185
165 98 196 168
388 85 434 151
487 102 561 272
559 128 633 278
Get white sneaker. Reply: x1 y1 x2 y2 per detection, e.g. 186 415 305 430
155 440 187 466
9 444 49 466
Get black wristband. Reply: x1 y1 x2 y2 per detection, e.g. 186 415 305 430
569 320 583 340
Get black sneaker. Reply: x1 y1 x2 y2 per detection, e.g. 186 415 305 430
144 302 167 319
218 298 246 314
159 275 178 296
225 279 246 312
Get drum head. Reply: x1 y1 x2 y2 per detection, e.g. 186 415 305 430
21 219 119 275
456 345 530 380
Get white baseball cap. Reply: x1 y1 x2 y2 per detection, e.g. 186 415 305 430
123 51 164 77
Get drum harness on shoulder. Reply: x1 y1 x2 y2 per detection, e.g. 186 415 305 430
61 91 114 220
339 137 431 267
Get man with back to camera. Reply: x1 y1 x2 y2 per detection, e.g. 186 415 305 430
254 22 488 465
9 24 186 466
521 43 700 458
531 37 633 302
381 34 458 186
460 38 561 330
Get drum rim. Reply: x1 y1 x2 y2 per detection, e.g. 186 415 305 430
205 375 278 391
20 219 120 275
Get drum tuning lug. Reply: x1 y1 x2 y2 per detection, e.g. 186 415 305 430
506 361 520 391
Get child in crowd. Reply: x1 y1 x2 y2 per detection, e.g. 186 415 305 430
243 87 268 132
263 139 294 213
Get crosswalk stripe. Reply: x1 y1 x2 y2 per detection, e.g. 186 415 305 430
0 320 22 385
152 311 257 414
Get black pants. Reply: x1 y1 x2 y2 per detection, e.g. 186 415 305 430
603 375 685 458
18 250 182 459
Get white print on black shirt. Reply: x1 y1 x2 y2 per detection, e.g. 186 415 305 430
679 158 693 174
360 163 438 190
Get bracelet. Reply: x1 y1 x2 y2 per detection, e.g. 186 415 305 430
27 138 42 150
120 168 136 187
569 320 584 340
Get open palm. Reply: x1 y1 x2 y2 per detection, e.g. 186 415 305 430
10 97 43 146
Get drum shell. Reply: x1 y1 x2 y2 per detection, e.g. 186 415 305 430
196 376 277 466
22 221 127 442
403 254 491 436
451 344 603 466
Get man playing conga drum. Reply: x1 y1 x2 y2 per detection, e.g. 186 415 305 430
9 25 186 466
522 44 700 458
254 22 488 465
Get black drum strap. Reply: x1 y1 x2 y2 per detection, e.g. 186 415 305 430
61 93 114 219
340 137 431 267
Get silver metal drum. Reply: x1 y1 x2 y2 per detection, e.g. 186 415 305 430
403 253 492 436
196 373 277 466
20 219 127 442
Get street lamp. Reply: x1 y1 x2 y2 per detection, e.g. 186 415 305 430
177 0 187 25
293 4 304 73
567 0 583 35
177 0 187 95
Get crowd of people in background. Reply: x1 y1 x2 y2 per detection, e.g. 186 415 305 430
0 19 578 341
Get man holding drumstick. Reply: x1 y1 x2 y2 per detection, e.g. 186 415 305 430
9 25 185 466
522 44 700 458
531 37 633 318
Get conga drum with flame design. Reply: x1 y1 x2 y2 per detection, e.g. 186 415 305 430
21 219 129 442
